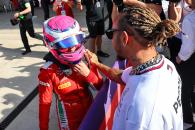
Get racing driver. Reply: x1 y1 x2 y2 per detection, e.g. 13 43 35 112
38 15 103 130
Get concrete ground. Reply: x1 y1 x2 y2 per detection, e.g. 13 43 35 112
0 6 115 130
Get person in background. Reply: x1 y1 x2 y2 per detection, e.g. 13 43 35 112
77 0 110 58
30 0 34 16
167 0 192 63
53 0 74 17
34 0 40 7
175 0 195 129
38 15 103 130
41 0 50 20
86 5 182 130
168 0 192 23
105 0 113 30
13 0 43 55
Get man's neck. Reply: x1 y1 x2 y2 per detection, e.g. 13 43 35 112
129 47 158 68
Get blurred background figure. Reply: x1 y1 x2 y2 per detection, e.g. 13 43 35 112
41 0 50 20
53 0 74 17
13 0 43 55
77 0 110 59
174 0 195 129
167 0 192 63
105 0 113 30
29 0 34 16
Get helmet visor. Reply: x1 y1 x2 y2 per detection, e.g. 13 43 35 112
50 34 85 49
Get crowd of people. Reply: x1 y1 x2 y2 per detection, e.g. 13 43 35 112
8 0 195 130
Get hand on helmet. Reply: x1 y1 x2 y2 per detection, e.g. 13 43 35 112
72 61 90 77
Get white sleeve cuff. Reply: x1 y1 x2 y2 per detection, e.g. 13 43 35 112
178 53 189 61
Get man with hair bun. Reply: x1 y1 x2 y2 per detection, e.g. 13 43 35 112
86 5 183 130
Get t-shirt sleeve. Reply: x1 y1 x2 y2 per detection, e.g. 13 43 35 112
178 17 195 61
121 67 132 84
24 0 31 8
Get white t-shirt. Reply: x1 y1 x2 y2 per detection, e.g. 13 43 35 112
178 11 195 61
112 56 183 130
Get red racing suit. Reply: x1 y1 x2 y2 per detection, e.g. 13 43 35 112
54 0 74 18
38 61 103 130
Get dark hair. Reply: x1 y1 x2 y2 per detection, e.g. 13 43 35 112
166 0 181 3
118 6 180 47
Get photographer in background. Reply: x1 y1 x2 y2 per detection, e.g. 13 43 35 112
13 0 43 55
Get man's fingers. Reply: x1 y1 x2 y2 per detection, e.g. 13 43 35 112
86 49 93 55
89 50 96 57
85 49 90 55
74 64 81 69
85 49 92 58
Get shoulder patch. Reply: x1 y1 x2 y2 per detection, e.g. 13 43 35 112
42 61 53 69
39 80 50 87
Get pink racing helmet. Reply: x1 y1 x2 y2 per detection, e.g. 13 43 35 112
43 15 86 64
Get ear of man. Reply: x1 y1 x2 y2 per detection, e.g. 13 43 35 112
121 31 130 47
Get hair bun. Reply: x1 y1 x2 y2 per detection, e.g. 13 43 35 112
156 20 180 38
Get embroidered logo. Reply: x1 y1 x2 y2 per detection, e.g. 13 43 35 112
58 82 71 90
39 81 50 87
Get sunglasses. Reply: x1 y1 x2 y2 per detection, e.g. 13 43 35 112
105 29 121 39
